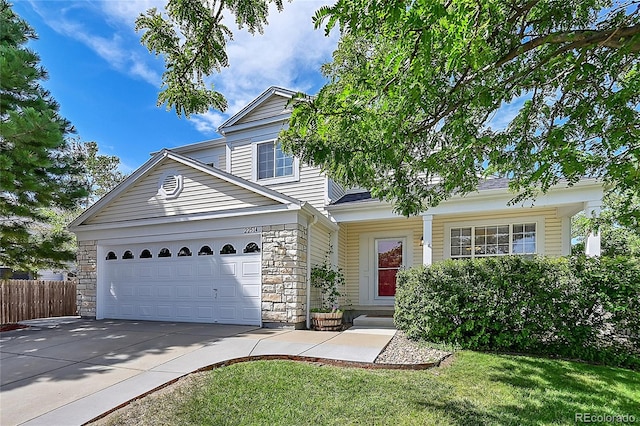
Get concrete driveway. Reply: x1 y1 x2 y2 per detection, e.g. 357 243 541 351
0 317 395 426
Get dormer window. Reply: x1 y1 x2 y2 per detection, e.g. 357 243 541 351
257 141 293 180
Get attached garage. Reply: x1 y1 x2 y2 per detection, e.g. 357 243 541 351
71 150 320 329
99 236 262 325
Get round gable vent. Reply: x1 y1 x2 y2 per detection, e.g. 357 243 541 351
157 171 183 199
162 175 178 192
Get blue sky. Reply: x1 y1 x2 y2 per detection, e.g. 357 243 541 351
13 0 338 172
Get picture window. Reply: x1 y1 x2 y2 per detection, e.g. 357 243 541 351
450 222 537 259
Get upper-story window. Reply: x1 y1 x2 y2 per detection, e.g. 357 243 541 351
257 141 293 180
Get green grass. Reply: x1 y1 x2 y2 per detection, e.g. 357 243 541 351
103 352 640 426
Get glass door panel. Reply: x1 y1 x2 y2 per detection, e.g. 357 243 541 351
376 239 404 297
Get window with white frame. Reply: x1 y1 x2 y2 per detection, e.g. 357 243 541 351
257 141 293 180
449 223 537 259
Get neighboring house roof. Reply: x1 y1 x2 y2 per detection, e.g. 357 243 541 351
150 137 226 156
218 86 298 134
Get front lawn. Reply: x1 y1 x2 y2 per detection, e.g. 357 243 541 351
97 352 640 425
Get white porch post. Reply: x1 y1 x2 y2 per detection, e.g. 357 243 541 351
584 201 602 257
422 214 433 265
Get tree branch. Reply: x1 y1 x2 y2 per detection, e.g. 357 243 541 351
214 0 225 22
496 24 640 68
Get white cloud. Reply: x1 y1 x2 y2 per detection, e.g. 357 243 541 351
129 54 162 85
214 1 338 114
27 0 337 136
117 161 137 175
99 0 166 25
195 0 339 130
191 111 227 133
28 0 162 86
83 33 127 66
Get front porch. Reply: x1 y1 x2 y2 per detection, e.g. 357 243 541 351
326 180 604 315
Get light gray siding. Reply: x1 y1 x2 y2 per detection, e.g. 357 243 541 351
309 222 333 310
267 167 327 213
230 141 253 180
310 222 332 266
237 96 289 124
183 145 226 168
229 139 328 213
337 224 347 272
87 159 280 225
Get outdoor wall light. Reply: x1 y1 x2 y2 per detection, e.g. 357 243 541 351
421 235 432 248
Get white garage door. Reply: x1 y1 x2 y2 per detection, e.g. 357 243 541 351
100 236 262 325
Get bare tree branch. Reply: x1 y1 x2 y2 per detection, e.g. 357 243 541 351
496 24 640 69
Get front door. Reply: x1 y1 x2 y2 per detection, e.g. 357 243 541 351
375 238 405 298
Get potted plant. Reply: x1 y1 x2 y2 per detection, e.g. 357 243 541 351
310 260 346 331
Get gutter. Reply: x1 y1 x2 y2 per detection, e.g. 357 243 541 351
299 203 339 231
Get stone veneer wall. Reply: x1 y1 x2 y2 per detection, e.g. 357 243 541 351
76 240 97 318
261 223 308 328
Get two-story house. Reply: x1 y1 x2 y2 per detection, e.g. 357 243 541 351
69 87 604 329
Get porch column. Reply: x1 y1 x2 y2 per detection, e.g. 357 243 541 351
584 201 602 257
422 214 433 265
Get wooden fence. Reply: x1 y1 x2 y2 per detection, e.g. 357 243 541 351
1 280 77 324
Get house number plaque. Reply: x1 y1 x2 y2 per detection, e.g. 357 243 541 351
244 227 259 234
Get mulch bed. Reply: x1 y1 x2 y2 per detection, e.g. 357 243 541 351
0 323 29 332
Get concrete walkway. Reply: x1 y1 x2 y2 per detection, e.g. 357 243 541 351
0 318 395 426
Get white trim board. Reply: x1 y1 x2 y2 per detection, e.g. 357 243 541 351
358 229 414 306
250 138 300 184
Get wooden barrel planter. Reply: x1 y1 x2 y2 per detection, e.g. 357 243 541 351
311 311 343 331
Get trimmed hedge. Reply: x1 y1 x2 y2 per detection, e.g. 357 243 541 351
394 255 640 369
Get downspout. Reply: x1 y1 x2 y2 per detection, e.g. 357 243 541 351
306 214 318 329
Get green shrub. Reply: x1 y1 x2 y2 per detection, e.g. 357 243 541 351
394 255 640 369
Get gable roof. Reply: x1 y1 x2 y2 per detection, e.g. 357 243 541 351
218 86 297 134
69 149 301 229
